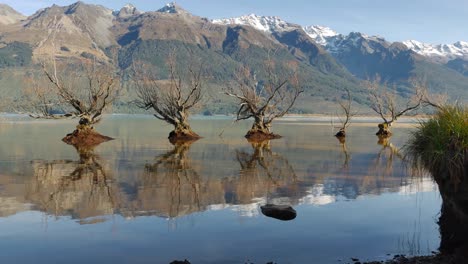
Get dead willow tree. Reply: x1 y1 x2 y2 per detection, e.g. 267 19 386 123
33 58 120 146
365 76 423 137
225 60 303 141
133 53 204 143
334 87 355 138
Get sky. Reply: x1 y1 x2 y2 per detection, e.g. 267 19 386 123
1 0 467 44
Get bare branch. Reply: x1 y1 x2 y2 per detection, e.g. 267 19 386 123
225 58 303 136
132 51 205 137
32 58 120 125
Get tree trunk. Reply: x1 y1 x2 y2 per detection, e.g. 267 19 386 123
62 120 113 147
245 115 281 141
335 129 346 138
434 169 468 256
376 122 392 137
168 118 201 144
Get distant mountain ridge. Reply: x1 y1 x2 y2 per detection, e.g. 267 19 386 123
213 14 468 62
213 13 468 100
0 2 466 114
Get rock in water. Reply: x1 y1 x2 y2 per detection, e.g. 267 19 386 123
169 260 190 264
260 204 297 221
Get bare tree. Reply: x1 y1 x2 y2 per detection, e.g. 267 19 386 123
133 52 204 143
410 78 448 110
42 59 119 125
22 73 60 118
365 76 423 137
225 60 303 141
34 58 120 146
334 87 355 138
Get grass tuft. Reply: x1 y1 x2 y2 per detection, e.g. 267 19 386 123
405 105 467 186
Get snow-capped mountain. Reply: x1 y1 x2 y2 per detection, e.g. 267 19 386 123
157 2 188 14
113 3 141 18
302 25 339 46
212 14 299 33
403 40 468 61
213 13 468 62
213 14 394 54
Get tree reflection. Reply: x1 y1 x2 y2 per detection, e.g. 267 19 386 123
27 145 116 221
373 136 404 177
233 139 298 210
336 136 350 170
124 140 203 219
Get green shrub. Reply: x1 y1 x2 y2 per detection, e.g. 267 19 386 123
406 105 467 185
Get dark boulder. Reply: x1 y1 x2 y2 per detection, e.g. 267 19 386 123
169 260 191 264
261 204 297 221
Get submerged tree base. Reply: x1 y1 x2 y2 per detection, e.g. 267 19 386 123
62 125 113 147
335 130 346 138
168 130 201 144
376 123 392 137
245 130 282 141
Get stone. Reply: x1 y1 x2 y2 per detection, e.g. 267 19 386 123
260 204 297 221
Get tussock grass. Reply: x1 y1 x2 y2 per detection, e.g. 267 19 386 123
406 105 467 185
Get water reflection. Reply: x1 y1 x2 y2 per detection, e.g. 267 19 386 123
120 140 203 219
373 136 404 178
18 129 424 222
336 136 350 170
27 145 116 222
0 118 441 263
234 140 298 204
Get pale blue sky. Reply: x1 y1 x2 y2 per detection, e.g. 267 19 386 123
2 0 467 44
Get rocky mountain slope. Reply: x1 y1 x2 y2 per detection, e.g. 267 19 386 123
215 14 468 99
0 4 25 25
0 2 466 114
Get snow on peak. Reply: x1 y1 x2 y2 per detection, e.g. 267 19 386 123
212 14 298 33
403 39 468 59
157 2 182 14
114 3 141 17
213 14 468 61
303 25 338 45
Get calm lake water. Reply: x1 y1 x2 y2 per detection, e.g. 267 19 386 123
0 115 441 264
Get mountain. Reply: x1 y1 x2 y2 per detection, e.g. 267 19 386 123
303 23 468 63
113 3 141 18
0 2 466 114
212 14 299 33
0 4 25 25
0 1 115 62
403 40 468 62
212 14 350 75
446 58 468 76
216 14 468 100
303 25 339 46
0 2 368 114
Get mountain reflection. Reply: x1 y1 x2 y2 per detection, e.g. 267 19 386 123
27 145 117 222
0 130 435 224
119 140 205 219
304 137 413 201
231 140 298 205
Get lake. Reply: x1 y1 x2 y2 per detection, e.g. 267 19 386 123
0 115 441 264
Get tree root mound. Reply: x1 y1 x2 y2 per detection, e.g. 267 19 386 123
376 123 392 137
335 130 346 138
245 130 282 141
168 130 201 144
376 130 392 137
62 128 114 147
